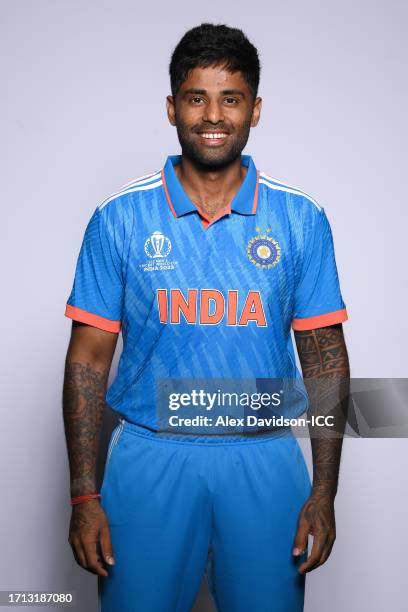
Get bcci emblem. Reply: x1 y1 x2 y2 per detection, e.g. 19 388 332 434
144 231 172 259
247 229 281 268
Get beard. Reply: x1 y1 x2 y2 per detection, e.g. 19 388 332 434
175 114 252 171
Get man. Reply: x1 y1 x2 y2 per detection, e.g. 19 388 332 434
63 23 350 612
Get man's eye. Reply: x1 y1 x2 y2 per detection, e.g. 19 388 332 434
225 98 238 104
191 97 204 104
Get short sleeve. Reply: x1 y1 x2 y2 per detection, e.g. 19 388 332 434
64 205 125 333
292 208 348 331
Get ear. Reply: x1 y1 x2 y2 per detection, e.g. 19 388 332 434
166 95 176 126
250 97 262 127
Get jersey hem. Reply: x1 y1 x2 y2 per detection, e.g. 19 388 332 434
291 307 348 331
65 304 121 333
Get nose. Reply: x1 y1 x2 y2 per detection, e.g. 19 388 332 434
202 99 224 124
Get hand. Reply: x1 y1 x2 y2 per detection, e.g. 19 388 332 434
68 499 114 577
292 493 336 574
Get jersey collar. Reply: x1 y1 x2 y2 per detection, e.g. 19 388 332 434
161 154 260 218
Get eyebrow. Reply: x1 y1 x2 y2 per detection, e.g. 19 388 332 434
182 88 246 97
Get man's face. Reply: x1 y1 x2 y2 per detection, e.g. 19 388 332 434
167 65 262 169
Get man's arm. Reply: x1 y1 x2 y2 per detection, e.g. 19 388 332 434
293 323 350 574
63 320 119 576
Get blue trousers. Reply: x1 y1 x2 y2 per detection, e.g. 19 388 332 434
98 419 312 612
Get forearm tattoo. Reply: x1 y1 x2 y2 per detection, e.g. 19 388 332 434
294 324 350 498
62 361 109 497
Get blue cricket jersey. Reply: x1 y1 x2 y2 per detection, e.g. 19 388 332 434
65 154 347 430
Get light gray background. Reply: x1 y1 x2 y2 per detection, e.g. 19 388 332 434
1 1 407 611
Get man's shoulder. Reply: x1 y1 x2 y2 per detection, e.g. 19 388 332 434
97 168 163 216
258 170 323 216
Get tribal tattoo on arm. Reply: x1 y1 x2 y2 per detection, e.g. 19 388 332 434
294 323 350 498
62 360 109 498
292 323 350 572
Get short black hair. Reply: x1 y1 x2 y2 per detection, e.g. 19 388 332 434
169 23 261 99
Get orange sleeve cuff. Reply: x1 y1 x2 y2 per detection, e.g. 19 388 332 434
65 304 121 333
292 307 348 331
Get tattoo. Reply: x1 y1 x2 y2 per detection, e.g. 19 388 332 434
295 324 350 499
70 499 102 531
62 361 109 498
295 324 348 377
303 495 334 536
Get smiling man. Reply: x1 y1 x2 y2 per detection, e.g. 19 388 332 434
63 23 350 612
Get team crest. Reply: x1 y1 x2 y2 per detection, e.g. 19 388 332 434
144 231 172 258
247 229 281 268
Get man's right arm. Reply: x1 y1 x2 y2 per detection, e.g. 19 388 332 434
63 320 119 576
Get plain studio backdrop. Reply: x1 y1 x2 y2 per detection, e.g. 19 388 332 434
1 1 407 611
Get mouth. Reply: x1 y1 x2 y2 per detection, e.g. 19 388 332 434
195 131 230 146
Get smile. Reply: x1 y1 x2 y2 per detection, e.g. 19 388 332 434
198 133 228 139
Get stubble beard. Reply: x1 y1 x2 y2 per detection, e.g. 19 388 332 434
175 115 252 172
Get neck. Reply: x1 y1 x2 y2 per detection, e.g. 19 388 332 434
174 155 247 218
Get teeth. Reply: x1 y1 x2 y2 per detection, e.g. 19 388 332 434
200 133 227 139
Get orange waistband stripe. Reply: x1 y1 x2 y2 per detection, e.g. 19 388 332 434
65 304 121 333
291 308 348 331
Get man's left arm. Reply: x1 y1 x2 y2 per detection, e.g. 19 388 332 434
293 322 350 574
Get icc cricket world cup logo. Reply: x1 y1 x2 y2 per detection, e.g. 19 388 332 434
144 231 172 259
